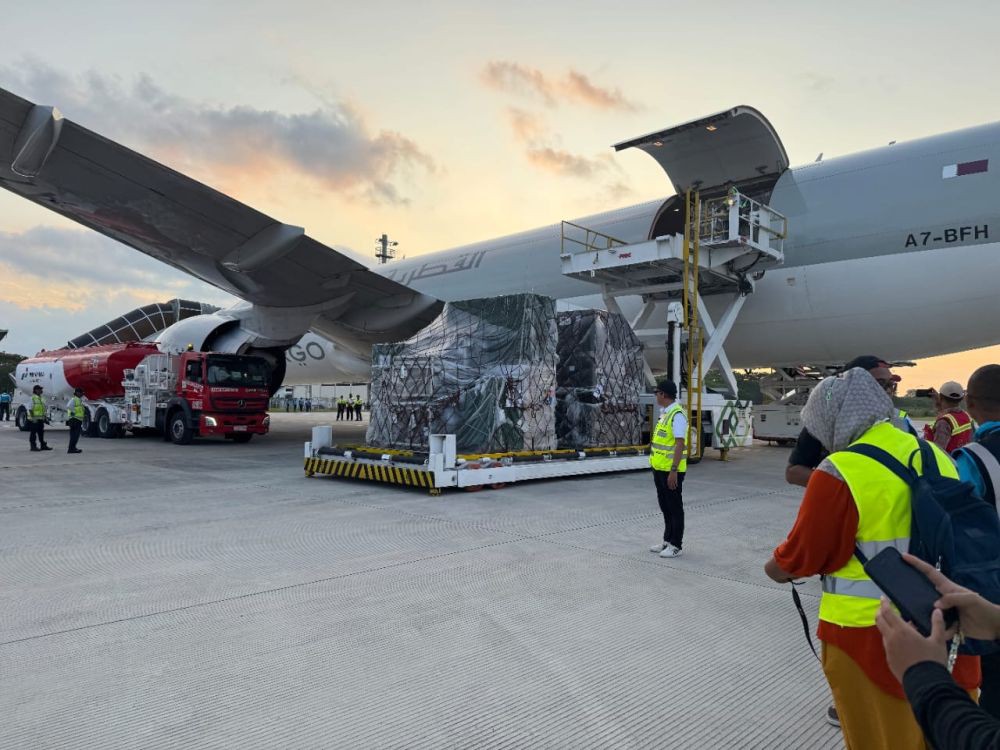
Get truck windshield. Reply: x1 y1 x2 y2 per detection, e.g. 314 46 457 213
206 356 270 388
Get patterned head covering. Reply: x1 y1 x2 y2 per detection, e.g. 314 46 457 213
801 367 896 453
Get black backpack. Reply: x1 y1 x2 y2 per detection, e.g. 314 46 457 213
847 439 1000 654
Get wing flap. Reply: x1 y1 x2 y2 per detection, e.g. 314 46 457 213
0 87 441 338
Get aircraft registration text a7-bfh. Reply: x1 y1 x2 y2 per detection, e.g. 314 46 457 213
0 88 997 387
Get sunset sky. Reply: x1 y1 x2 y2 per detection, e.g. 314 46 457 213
2 1 999 388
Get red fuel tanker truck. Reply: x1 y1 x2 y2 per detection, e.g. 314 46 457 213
12 343 270 444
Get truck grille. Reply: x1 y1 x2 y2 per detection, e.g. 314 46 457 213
210 396 269 411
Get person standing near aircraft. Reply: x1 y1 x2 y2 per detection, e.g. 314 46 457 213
648 381 687 558
354 396 363 421
27 385 51 452
0 390 10 421
336 395 345 421
65 387 85 454
951 364 1000 719
785 356 906 489
923 381 974 453
765 369 981 749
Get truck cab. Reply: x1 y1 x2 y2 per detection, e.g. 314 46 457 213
167 352 271 443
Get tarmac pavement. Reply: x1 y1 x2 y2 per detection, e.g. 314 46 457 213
0 414 843 749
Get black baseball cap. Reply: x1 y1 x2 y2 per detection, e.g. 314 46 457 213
842 355 902 382
655 380 678 398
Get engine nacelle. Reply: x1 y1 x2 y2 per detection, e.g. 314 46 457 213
154 306 302 395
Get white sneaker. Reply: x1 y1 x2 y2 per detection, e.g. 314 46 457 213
659 544 682 558
649 541 667 553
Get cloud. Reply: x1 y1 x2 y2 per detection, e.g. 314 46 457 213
502 107 632 193
0 226 235 314
561 71 638 112
481 61 639 112
525 147 606 179
1 60 435 205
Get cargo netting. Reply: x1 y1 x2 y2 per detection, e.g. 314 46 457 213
366 294 558 453
555 309 644 448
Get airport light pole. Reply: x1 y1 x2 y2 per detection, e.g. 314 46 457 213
375 234 399 264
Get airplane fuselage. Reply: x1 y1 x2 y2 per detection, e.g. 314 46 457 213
367 122 998 370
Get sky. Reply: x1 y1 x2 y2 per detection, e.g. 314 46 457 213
1 0 999 389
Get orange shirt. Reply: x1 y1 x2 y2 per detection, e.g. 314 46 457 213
773 468 981 699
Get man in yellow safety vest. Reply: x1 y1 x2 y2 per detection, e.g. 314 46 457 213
65 387 86 454
648 380 688 558
765 368 981 748
27 384 52 452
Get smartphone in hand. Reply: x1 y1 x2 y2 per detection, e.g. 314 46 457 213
864 547 958 636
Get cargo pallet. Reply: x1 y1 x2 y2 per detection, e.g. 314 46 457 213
304 431 649 495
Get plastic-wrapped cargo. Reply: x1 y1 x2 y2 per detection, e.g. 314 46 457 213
555 310 644 448
366 294 558 453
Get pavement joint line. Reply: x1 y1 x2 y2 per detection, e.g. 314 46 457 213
1 478 812 647
0 536 531 647
535 535 819 597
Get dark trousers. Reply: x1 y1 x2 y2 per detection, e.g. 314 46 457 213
355 406 362 421
28 420 47 449
0 403 9 420
68 418 82 452
336 405 343 420
982 651 1000 719
653 469 685 549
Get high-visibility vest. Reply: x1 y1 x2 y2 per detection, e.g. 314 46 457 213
821 422 958 627
69 396 85 420
650 403 687 472
355 398 363 406
941 410 975 453
29 394 46 421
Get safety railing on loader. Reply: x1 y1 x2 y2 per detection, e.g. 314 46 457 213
560 220 627 259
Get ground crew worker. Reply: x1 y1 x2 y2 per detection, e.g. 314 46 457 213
65 387 85 454
0 390 11 421
354 396 363 421
336 396 346 421
765 368 981 749
648 380 687 558
27 385 52 452
923 380 974 453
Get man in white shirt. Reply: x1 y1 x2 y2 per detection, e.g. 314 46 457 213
648 381 689 558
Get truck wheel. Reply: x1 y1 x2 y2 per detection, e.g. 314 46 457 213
95 409 115 439
168 411 193 445
81 408 97 437
15 407 29 432
231 433 253 444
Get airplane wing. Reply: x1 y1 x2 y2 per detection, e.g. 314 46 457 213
0 87 442 346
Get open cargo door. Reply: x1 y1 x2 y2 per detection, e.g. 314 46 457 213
614 106 789 193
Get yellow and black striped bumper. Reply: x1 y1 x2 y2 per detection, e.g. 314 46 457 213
305 456 436 489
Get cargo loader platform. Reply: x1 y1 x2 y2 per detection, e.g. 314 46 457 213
304 431 649 494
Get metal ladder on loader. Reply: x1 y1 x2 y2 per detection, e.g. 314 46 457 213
560 187 788 460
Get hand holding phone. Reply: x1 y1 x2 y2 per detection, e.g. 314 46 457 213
864 547 958 636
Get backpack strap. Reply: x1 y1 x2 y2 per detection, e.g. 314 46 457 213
844 444 919 565
914 439 942 479
845 444 917 485
962 443 1000 506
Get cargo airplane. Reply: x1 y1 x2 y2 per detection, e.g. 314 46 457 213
1 87 997 391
